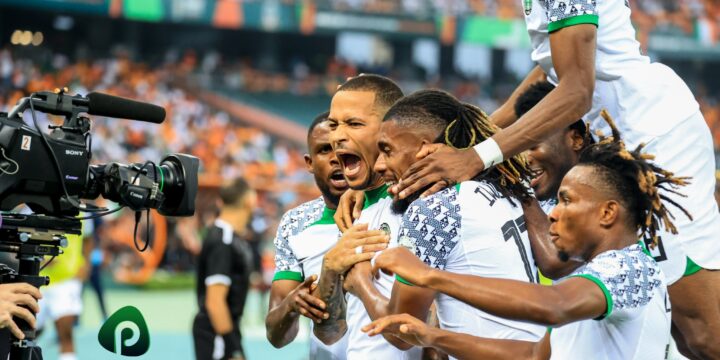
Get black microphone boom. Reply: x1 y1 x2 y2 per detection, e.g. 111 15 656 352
87 92 166 123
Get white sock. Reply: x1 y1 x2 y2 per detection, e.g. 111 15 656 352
59 353 77 360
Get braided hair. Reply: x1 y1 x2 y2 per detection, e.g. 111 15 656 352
383 89 533 203
578 110 692 246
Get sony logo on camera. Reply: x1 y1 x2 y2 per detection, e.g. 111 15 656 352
65 149 84 156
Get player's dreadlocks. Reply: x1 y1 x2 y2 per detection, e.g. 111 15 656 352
384 89 533 204
578 110 692 246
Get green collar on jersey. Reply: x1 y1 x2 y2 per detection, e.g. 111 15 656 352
637 240 652 257
309 206 337 227
363 184 390 209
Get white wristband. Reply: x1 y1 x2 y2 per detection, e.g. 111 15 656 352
473 138 504 169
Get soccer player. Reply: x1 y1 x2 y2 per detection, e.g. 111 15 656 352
314 75 421 359
391 3 720 356
517 81 591 279
366 88 547 351
365 127 688 359
266 112 376 359
193 178 255 360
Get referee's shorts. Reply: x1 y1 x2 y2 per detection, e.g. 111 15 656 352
192 312 244 360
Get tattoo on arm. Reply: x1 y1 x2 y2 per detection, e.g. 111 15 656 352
313 271 347 344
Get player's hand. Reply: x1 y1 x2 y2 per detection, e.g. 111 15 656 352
323 224 389 274
334 189 365 233
284 275 328 323
362 314 437 348
343 261 373 296
0 283 41 339
389 144 484 200
372 247 433 287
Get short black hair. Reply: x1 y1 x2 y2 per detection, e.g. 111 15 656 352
337 74 404 111
219 178 251 206
308 111 330 140
514 81 587 136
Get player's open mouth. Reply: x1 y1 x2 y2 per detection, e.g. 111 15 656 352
529 168 545 189
329 170 348 188
337 152 363 179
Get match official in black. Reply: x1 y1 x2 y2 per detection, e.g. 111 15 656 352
193 178 255 360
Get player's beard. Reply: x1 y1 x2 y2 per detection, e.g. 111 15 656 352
391 183 434 215
316 176 341 209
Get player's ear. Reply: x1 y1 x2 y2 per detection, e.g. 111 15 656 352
304 154 314 173
569 129 586 152
599 200 620 228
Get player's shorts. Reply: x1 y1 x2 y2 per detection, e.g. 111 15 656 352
642 109 720 285
36 278 83 329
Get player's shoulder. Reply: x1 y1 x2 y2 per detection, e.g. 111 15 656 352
587 243 660 275
278 197 325 234
406 185 460 217
580 243 665 309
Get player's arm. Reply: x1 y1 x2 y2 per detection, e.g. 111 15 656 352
493 24 597 161
313 224 389 345
265 212 328 347
490 65 547 129
391 24 597 200
206 283 234 335
522 199 582 279
266 276 328 348
363 314 550 360
374 247 607 327
342 259 435 350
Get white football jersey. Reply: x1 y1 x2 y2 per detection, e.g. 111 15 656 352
524 0 698 148
398 181 546 356
272 198 348 360
550 243 671 360
344 185 420 360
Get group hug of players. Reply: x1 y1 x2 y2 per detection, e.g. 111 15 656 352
262 1 720 360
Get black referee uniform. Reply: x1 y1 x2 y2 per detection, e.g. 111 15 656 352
193 219 253 360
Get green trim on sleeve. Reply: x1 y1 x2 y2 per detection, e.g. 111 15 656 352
684 257 703 277
454 183 461 192
395 275 415 286
548 14 599 33
569 273 613 320
272 271 303 282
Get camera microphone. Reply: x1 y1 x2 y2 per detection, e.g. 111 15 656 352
87 92 166 124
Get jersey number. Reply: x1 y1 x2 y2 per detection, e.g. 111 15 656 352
501 216 536 283
643 235 667 262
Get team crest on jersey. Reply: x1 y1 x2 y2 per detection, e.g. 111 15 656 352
399 235 416 254
380 223 391 237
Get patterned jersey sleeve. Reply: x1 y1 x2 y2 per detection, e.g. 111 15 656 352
272 211 303 282
568 246 664 320
396 187 461 286
544 0 599 33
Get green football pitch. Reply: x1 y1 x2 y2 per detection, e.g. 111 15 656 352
37 288 310 359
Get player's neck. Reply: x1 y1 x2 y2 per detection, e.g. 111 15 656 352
588 229 638 260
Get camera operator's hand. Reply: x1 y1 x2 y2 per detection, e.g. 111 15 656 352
0 283 41 339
